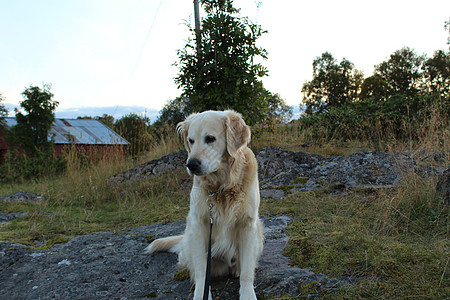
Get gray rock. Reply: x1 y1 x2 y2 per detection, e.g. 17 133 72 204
0 191 46 203
108 151 188 183
0 192 51 223
257 146 416 196
436 168 450 205
0 212 29 223
0 215 364 299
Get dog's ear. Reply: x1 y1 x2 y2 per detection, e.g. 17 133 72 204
177 113 197 153
225 110 251 157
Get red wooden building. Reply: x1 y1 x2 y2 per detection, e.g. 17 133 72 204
0 117 129 160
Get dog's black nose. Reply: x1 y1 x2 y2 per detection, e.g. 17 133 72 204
186 158 202 174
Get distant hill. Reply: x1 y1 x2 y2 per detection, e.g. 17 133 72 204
4 104 160 123
4 104 304 124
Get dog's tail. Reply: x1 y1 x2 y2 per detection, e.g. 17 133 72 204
144 235 183 254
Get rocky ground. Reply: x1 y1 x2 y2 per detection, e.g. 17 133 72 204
1 215 364 299
1 146 448 299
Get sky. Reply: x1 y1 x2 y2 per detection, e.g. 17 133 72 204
1 0 449 121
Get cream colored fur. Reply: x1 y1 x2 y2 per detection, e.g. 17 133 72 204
145 110 263 300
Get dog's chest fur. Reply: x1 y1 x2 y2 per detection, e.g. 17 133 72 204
208 190 249 264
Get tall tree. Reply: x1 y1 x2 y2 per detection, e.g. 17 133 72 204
301 52 363 114
0 93 7 137
264 92 292 123
174 0 268 125
359 74 389 102
374 47 424 97
114 113 151 156
13 83 58 154
155 96 192 127
422 50 450 98
445 18 450 50
0 93 7 119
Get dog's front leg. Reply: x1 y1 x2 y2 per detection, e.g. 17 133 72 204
190 231 212 300
183 186 212 300
238 220 261 300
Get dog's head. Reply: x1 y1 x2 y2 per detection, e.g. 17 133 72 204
177 110 250 176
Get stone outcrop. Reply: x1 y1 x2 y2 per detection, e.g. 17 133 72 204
0 191 46 203
109 146 446 199
257 146 416 198
0 215 363 299
108 151 188 183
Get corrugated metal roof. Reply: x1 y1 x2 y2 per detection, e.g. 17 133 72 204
2 117 129 145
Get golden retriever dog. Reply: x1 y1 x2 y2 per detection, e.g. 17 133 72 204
145 110 263 300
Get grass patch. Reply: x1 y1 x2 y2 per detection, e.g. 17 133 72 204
174 268 190 281
261 172 449 298
0 168 190 248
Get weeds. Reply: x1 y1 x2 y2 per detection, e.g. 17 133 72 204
263 176 449 298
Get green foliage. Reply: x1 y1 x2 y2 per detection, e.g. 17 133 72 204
96 114 114 129
301 52 363 114
0 84 64 183
359 73 389 102
12 83 58 155
300 47 450 146
0 93 7 141
265 92 293 124
154 96 192 127
374 47 424 97
77 114 115 129
422 50 450 97
114 113 151 156
0 147 65 183
298 94 449 143
0 93 7 119
445 18 450 50
174 0 269 125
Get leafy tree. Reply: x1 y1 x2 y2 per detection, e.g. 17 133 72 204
265 92 293 124
445 18 450 50
422 50 450 98
0 93 7 142
77 114 115 129
96 114 114 129
301 52 363 114
154 96 192 127
174 0 269 125
374 47 424 97
359 74 389 102
13 83 58 154
0 93 7 119
114 113 151 156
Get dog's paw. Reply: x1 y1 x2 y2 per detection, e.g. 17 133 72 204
239 286 257 300
193 288 212 300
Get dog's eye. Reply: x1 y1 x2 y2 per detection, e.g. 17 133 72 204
188 138 194 144
205 135 216 144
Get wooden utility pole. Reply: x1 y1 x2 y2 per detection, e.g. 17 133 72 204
193 0 201 54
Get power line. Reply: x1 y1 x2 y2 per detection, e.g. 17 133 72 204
130 0 163 80
114 0 163 117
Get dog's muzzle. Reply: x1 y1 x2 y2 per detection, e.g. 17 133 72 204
186 158 202 175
